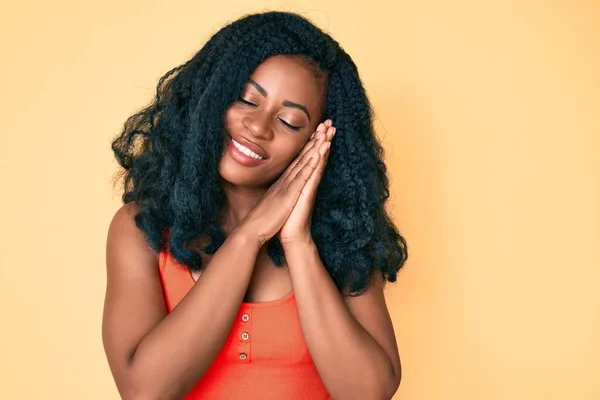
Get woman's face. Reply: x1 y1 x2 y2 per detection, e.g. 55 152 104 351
219 55 326 188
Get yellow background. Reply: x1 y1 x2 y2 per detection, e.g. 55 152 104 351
1 1 598 399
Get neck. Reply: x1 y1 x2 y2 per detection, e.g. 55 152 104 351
220 178 269 233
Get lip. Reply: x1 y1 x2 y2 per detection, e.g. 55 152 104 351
227 136 268 167
229 135 269 160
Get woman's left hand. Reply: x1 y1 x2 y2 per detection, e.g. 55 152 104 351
277 120 335 246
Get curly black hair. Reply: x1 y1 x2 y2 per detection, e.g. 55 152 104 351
111 10 408 296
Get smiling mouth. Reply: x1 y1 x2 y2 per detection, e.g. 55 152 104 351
225 134 269 168
231 138 265 160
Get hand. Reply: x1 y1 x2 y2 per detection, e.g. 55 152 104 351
234 120 333 247
277 119 335 246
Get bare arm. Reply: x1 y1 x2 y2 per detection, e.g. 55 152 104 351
102 203 260 400
283 241 401 400
102 122 328 399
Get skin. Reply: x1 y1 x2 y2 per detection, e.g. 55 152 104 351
102 54 401 399
190 54 331 299
217 54 328 230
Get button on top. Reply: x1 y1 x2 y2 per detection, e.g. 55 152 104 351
241 332 250 340
241 313 250 322
239 353 247 360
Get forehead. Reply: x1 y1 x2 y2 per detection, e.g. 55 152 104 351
247 55 325 115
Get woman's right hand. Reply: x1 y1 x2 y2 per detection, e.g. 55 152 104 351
234 120 332 247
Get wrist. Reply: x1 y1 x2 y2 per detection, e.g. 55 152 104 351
229 225 263 252
281 235 316 251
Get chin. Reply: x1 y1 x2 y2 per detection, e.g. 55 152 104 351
218 157 274 188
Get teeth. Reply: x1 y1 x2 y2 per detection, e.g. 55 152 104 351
232 138 264 160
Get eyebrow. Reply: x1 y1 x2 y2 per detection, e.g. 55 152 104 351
248 79 311 121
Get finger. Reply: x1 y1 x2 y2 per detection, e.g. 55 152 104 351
299 122 328 160
296 126 329 166
285 132 327 182
300 141 331 203
293 125 325 168
309 122 326 140
280 124 324 182
287 151 321 195
326 126 336 142
310 124 334 147
281 126 327 182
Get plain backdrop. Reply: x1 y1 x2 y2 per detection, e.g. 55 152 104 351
0 1 598 399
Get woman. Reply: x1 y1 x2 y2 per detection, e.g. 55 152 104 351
103 10 408 400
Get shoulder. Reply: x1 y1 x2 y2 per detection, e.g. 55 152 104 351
111 201 143 225
107 202 159 264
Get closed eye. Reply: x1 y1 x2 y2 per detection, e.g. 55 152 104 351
237 97 257 107
278 118 301 131
238 97 302 131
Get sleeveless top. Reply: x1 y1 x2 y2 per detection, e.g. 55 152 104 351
157 245 332 399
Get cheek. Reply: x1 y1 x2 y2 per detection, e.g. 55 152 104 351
273 141 307 170
221 110 238 145
223 109 234 132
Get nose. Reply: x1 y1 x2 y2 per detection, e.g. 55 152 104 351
242 113 274 141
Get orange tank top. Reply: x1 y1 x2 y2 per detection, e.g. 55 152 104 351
158 247 332 399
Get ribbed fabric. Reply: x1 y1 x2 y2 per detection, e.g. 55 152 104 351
157 247 332 399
